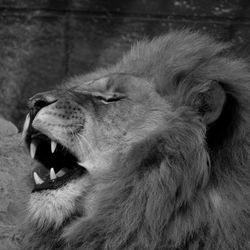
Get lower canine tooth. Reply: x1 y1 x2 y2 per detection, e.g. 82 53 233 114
34 172 44 184
50 168 57 180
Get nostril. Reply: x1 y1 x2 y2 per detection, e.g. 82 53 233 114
34 99 51 109
28 93 58 117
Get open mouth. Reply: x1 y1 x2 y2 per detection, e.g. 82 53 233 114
25 129 86 192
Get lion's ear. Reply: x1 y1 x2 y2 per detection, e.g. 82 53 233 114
192 81 226 124
182 80 226 125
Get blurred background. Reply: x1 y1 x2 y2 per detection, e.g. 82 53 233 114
1 0 250 129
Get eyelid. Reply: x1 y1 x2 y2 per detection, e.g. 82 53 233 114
94 94 126 103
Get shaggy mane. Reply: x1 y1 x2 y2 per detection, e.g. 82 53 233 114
22 30 250 250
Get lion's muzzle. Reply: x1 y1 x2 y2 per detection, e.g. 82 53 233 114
23 91 87 193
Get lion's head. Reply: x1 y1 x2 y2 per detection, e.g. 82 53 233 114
22 30 250 250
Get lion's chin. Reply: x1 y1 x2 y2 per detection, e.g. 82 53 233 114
27 177 89 230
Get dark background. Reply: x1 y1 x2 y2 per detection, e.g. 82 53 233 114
1 0 250 129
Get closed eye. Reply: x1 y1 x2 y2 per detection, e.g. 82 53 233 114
66 89 127 105
94 94 127 104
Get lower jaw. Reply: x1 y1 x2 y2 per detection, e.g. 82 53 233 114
32 167 86 192
28 179 88 230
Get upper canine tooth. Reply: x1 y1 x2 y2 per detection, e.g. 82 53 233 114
30 141 37 159
50 168 57 180
51 141 57 153
23 113 30 133
77 162 85 167
33 172 44 185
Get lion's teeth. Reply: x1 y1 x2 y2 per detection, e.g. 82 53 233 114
56 169 66 177
23 113 30 133
51 141 57 153
30 141 37 159
77 162 85 167
50 168 57 180
33 172 44 185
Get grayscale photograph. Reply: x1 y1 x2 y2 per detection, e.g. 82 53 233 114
0 1 250 249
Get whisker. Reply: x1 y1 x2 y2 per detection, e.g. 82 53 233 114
77 133 95 156
75 133 98 170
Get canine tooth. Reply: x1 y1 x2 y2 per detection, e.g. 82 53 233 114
56 169 66 177
77 162 85 167
51 141 57 153
23 113 30 132
30 141 37 159
33 172 44 185
50 168 57 180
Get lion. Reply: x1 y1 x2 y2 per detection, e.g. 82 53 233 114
21 30 250 250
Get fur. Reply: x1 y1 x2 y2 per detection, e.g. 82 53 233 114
22 30 250 250
28 177 90 230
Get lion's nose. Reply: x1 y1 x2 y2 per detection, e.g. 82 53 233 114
29 92 58 117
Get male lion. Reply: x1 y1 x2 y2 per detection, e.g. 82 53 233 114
21 30 250 250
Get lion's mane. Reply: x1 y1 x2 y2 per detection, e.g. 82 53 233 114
23 30 250 250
